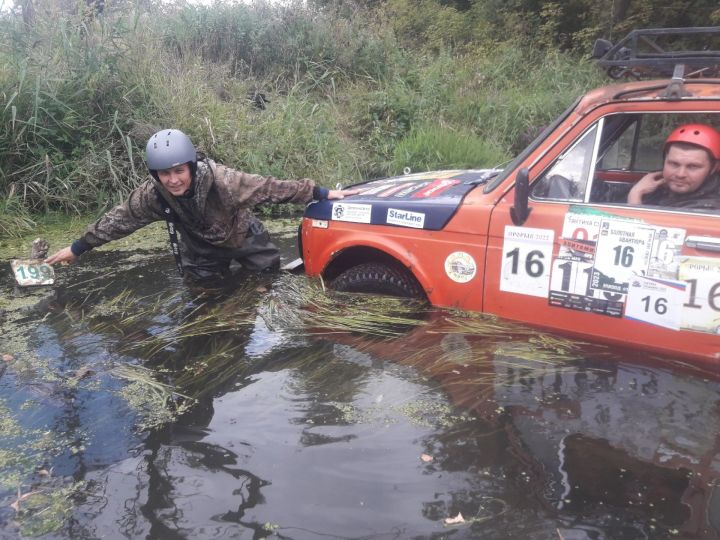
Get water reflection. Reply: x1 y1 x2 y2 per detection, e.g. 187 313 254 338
2 229 720 539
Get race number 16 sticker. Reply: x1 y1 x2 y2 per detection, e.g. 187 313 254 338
679 257 720 333
591 219 655 295
500 226 555 298
625 275 686 330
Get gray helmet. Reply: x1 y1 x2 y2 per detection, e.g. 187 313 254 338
145 129 197 171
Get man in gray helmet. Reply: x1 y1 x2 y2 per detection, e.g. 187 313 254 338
46 129 356 279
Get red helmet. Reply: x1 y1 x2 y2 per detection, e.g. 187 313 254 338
665 123 720 160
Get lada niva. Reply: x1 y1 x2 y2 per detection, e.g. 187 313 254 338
299 28 720 363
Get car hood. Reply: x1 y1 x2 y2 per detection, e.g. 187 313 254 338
304 169 501 231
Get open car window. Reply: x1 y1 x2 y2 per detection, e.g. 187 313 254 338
531 112 720 210
531 123 599 203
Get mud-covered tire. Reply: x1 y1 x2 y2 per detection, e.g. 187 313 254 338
331 262 424 298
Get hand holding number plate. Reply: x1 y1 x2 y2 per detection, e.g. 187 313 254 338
11 259 55 286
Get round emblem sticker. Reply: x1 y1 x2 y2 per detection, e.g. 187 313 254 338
444 252 477 283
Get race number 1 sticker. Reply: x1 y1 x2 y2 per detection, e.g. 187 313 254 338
500 226 554 298
548 259 624 317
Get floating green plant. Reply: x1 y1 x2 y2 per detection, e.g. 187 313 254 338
113 364 196 432
12 482 84 537
396 400 476 429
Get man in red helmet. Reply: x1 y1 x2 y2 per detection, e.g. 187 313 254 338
627 123 720 211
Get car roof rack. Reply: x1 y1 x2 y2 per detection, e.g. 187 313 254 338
593 27 720 80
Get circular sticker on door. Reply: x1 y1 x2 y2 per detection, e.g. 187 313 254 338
444 252 477 283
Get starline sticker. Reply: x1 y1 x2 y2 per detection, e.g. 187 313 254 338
331 203 372 223
444 252 477 283
386 208 426 229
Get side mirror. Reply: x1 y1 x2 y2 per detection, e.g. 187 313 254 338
591 38 613 59
510 168 532 226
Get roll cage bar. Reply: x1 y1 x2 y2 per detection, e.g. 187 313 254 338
593 26 720 80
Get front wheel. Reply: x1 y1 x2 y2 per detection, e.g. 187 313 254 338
331 262 425 299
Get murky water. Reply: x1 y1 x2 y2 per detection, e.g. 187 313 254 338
2 220 720 539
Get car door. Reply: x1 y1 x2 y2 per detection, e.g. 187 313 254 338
483 107 720 361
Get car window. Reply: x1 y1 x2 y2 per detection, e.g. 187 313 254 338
599 113 720 173
629 118 665 171
598 120 638 170
531 123 599 202
531 113 720 208
484 97 581 194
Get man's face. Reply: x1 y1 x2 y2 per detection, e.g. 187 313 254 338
662 145 714 194
157 163 192 196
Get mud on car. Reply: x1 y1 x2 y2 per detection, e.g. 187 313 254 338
299 27 720 364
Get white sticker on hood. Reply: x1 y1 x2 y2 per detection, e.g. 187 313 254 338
332 203 372 223
386 208 425 229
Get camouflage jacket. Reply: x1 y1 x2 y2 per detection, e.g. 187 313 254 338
76 159 316 258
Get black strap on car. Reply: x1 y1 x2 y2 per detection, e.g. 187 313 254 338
156 193 184 277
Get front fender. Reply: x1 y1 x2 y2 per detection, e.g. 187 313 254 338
301 220 433 296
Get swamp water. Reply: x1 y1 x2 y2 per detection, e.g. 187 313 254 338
1 220 720 539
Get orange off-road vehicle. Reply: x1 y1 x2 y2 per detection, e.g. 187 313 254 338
299 28 720 364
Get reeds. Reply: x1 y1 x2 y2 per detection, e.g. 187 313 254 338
260 275 428 337
101 276 586 383
0 0 604 227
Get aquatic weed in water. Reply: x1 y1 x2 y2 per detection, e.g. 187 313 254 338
112 364 195 432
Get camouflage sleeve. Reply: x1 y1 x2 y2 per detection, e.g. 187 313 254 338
213 162 316 207
78 180 165 250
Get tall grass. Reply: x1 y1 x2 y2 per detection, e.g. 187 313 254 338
0 0 603 237
0 193 35 237
0 8 149 217
160 0 391 84
391 125 509 174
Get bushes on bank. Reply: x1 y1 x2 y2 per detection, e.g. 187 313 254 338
0 0 606 236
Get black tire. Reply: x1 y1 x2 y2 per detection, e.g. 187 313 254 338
331 262 424 298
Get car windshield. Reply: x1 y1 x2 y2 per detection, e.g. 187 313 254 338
484 97 581 193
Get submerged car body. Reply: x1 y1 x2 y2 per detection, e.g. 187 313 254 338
301 29 720 364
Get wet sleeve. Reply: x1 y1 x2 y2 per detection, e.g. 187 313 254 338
76 181 165 251
216 163 316 207
312 186 330 200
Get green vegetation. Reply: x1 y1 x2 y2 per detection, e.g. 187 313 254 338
1 0 717 236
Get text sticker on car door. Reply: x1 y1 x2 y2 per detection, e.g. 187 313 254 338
559 211 603 262
678 256 720 333
548 258 624 317
500 226 555 297
590 219 655 295
646 226 686 279
625 275 686 330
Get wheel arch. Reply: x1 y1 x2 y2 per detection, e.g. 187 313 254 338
322 245 428 297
